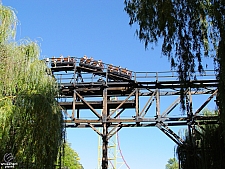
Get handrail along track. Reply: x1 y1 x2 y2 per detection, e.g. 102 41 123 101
48 56 219 169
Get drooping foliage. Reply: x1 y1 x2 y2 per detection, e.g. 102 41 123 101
124 0 213 72
124 0 225 114
59 142 83 169
177 125 225 169
165 158 179 169
176 110 225 168
0 4 17 42
0 4 63 168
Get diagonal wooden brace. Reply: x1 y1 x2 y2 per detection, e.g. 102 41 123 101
140 91 156 117
76 91 101 119
156 122 184 146
107 90 136 118
107 123 122 141
194 89 218 116
89 123 103 137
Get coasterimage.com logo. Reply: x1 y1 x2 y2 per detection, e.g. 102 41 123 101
1 153 18 168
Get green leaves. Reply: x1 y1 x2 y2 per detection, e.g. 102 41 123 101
0 4 63 168
0 5 17 43
60 142 83 169
165 158 179 169
124 0 218 77
124 0 225 113
177 110 225 169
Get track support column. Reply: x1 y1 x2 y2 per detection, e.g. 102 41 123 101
156 72 160 117
135 88 139 118
102 123 108 169
102 88 108 169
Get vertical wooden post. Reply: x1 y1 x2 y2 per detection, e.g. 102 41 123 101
156 72 160 116
102 88 108 169
187 87 193 146
102 123 108 169
72 90 76 119
72 58 77 120
135 88 139 117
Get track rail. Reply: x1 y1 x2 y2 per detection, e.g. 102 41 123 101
48 56 219 169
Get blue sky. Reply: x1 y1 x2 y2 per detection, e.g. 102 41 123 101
4 1 216 169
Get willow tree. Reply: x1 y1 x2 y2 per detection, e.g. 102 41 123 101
124 2 225 168
165 158 179 169
0 4 63 168
176 110 225 169
124 0 225 116
60 142 83 169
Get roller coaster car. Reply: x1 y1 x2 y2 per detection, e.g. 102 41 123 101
51 58 74 67
120 68 132 79
79 58 104 72
107 65 132 81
